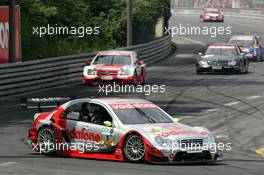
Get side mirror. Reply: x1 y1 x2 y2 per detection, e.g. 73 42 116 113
85 60 92 66
103 121 112 127
198 52 203 56
246 53 253 59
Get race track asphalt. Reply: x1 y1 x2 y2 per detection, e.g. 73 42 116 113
0 15 264 175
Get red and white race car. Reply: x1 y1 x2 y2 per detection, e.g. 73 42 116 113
83 51 147 85
23 97 223 164
200 8 224 22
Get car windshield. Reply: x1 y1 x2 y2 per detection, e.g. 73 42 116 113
206 10 219 14
93 55 131 65
205 47 237 56
205 9 220 14
228 39 253 47
112 106 174 125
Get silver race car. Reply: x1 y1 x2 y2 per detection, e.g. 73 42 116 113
23 97 223 164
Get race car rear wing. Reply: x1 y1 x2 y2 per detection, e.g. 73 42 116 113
21 97 73 112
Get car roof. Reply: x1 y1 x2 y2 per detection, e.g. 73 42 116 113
97 50 135 56
91 97 150 104
61 97 151 109
229 35 254 40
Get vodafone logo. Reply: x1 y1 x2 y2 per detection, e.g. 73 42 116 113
67 129 101 142
0 22 9 49
110 103 157 110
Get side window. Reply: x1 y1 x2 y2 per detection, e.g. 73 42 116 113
61 102 89 121
89 103 112 126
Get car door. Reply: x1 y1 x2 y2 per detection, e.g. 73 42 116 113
81 102 118 153
57 102 92 153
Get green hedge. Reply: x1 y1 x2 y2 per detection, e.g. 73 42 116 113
0 0 170 60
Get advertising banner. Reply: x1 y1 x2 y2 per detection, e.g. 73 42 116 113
0 6 21 64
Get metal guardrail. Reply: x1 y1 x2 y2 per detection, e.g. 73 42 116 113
0 36 173 97
171 8 264 20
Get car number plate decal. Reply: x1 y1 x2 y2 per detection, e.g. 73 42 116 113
101 76 113 80
212 66 222 70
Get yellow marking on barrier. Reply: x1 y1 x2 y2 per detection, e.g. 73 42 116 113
173 117 181 122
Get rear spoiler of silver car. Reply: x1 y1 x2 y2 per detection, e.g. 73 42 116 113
21 97 73 112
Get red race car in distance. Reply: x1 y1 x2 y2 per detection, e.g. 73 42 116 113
83 51 147 85
200 8 224 22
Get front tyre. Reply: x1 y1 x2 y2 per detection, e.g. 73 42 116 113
124 134 145 163
37 126 56 155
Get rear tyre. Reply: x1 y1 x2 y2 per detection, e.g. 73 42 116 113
141 70 147 85
238 61 247 74
37 126 56 155
133 71 139 85
257 49 264 61
196 70 203 75
124 134 145 163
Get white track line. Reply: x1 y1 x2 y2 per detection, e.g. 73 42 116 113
203 108 220 113
224 101 240 106
215 135 229 139
174 36 207 47
246 95 262 100
0 162 16 167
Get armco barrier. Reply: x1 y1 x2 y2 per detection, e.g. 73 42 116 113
171 8 264 20
0 36 173 97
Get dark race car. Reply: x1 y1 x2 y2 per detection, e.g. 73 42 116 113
228 35 264 62
196 44 251 74
200 8 224 22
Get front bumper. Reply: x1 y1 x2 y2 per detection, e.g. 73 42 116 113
145 144 223 164
146 150 223 164
196 65 240 73
203 16 224 21
83 75 134 84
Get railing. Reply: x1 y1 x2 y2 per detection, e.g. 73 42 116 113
171 7 264 20
0 36 173 97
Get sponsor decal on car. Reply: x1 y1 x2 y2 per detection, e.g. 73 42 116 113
110 102 157 110
156 130 208 137
101 128 114 136
67 129 101 142
150 125 208 137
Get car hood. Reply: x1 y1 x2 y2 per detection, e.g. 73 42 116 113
207 13 220 17
89 64 130 72
127 123 209 142
201 55 238 61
